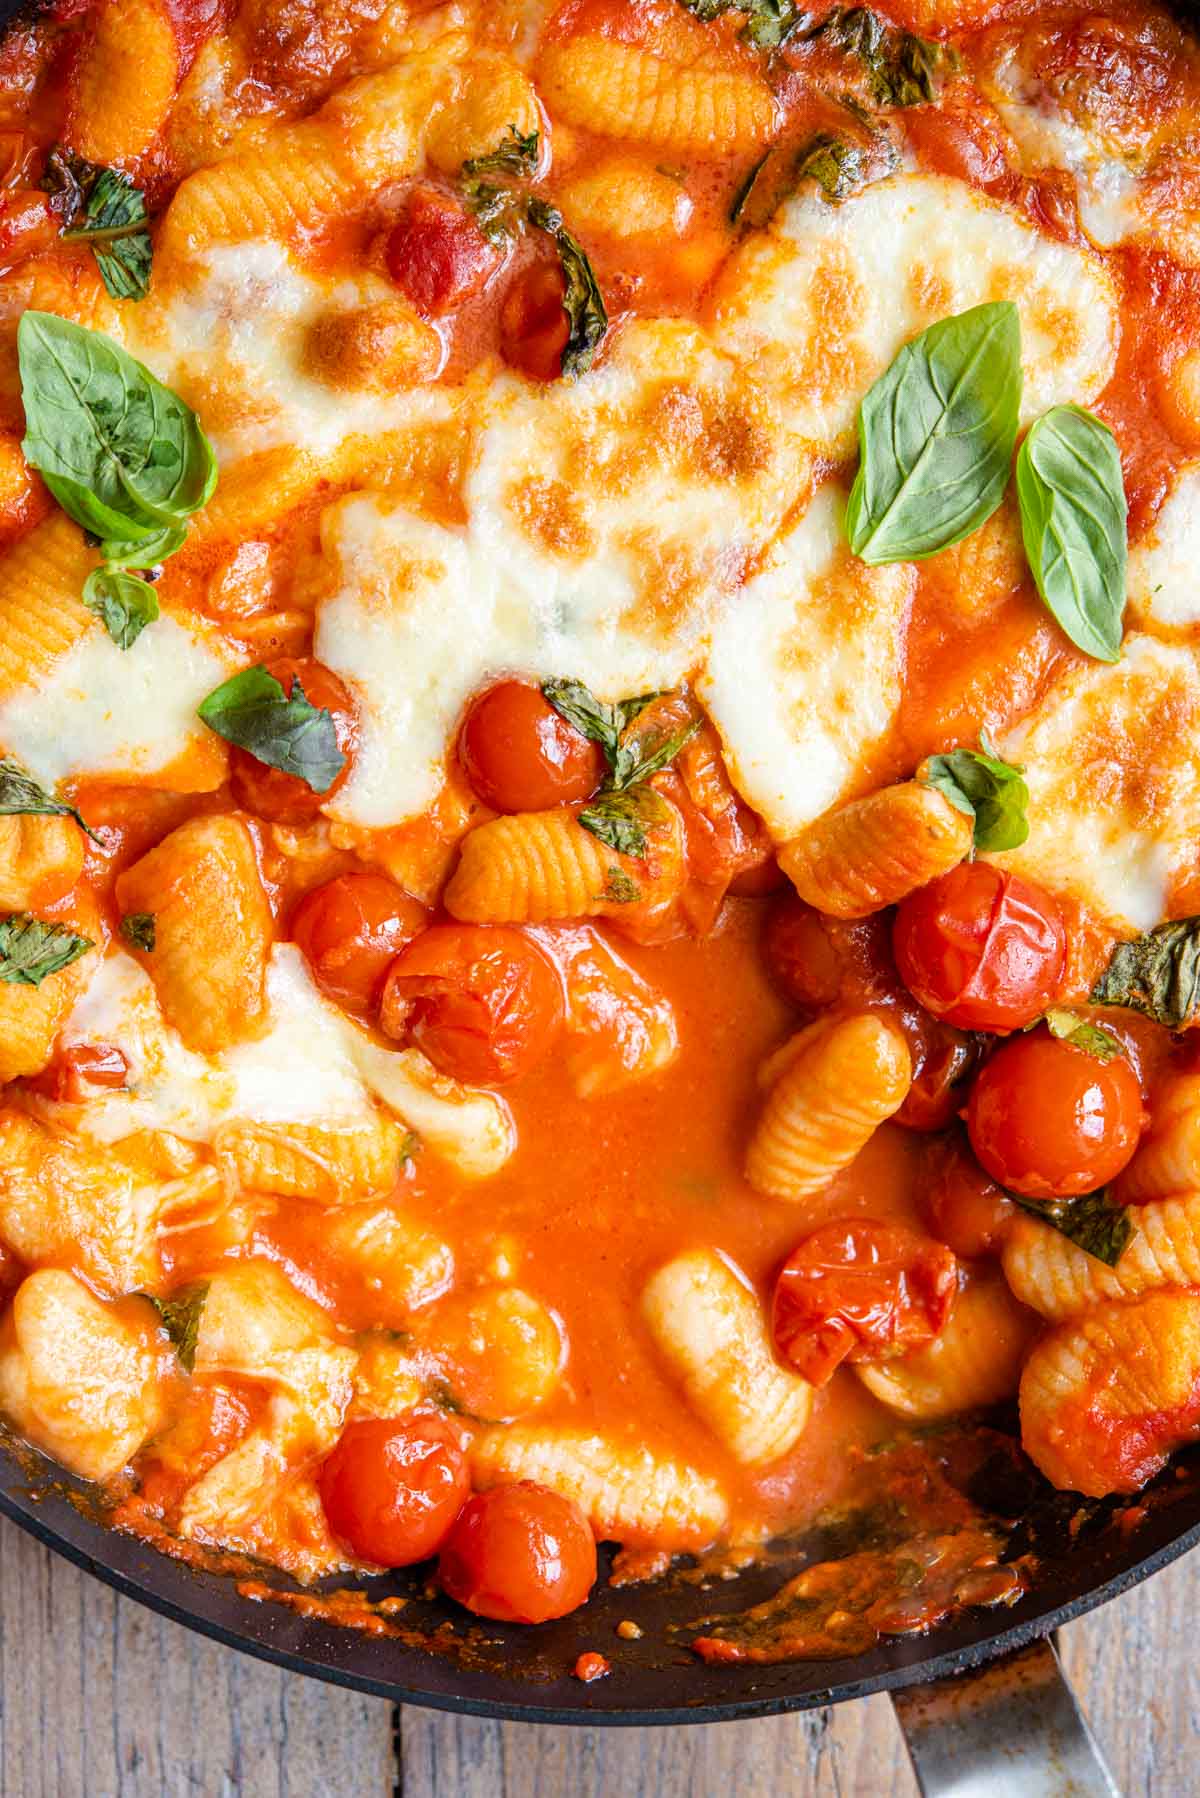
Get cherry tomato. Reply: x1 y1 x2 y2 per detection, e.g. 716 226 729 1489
380 923 563 1084
438 1482 596 1623
966 1028 1145 1199
771 1220 959 1387
229 657 358 823
0 189 57 269
291 873 429 1013
385 184 501 316
924 1136 1017 1259
500 260 569 381
26 1042 130 1103
459 679 604 813
893 863 1067 1032
318 1415 469 1567
892 1002 982 1133
763 897 895 1011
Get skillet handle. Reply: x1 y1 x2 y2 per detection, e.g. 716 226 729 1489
890 1635 1121 1797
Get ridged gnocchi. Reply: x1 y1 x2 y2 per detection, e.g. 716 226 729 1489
856 1274 1040 1420
779 783 973 919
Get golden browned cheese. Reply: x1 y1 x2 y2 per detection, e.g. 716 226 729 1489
1003 1188 1200 1321
70 0 179 163
1117 1073 1200 1202
215 1114 409 1203
444 802 685 927
536 37 776 152
856 1273 1040 1419
0 516 96 700
115 814 273 1054
0 815 85 911
745 1012 912 1201
779 782 973 919
1020 1291 1200 1496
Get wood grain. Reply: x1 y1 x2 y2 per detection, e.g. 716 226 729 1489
1 1505 1196 1795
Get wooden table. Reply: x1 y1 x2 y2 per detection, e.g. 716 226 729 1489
1 1513 1196 1796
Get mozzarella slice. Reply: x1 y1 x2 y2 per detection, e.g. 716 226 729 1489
699 484 914 840
1128 461 1200 630
707 172 1119 456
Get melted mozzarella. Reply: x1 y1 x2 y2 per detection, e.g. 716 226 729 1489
708 172 1119 456
699 484 914 840
0 613 233 789
992 636 1200 930
1128 462 1200 630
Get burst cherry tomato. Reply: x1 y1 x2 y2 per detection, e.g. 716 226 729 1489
500 259 570 381
385 184 501 316
924 1136 1017 1259
966 1027 1145 1199
771 1220 959 1387
229 657 358 824
26 1042 130 1103
318 1415 469 1567
763 897 895 1011
893 863 1067 1032
459 679 604 813
291 873 429 1013
380 923 563 1084
892 1002 982 1133
438 1482 597 1623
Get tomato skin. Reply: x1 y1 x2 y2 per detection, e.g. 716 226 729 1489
0 188 57 269
26 1042 130 1103
967 1029 1145 1198
771 1220 959 1387
318 1415 469 1567
459 679 604 813
763 898 895 1011
437 1482 596 1623
385 185 501 317
380 923 563 1085
500 260 570 381
229 657 359 823
892 1001 983 1133
291 873 429 1013
893 863 1067 1033
924 1136 1017 1259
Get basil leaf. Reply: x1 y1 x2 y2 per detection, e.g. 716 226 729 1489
794 134 867 201
43 147 153 301
99 520 188 568
917 741 1029 852
600 866 642 905
0 756 101 844
1041 1007 1123 1062
120 911 156 953
1090 917 1200 1030
526 199 608 380
541 678 624 753
1015 403 1127 664
804 8 956 107
610 718 701 791
197 665 346 794
461 125 539 183
675 0 805 47
141 1281 209 1372
82 565 159 649
461 180 527 243
0 913 92 986
18 312 218 539
846 301 1022 564
579 786 670 859
1009 1187 1134 1269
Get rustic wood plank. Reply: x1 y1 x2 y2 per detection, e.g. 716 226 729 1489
0 1514 397 1798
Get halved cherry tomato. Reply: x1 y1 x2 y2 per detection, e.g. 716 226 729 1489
385 184 502 316
229 656 358 824
437 1481 596 1623
966 1027 1145 1199
924 1135 1017 1259
763 897 895 1011
380 923 563 1085
459 679 604 813
500 259 569 381
893 863 1067 1032
771 1220 959 1387
291 873 429 1013
26 1042 130 1103
318 1415 469 1567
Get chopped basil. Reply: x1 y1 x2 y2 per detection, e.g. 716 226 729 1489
580 786 671 859
1009 1187 1135 1268
526 199 608 379
600 866 642 905
141 1281 209 1372
1040 1007 1123 1062
675 0 805 48
846 301 1022 564
120 911 156 953
43 147 152 301
1090 917 1200 1030
1015 403 1127 664
461 125 539 184
917 739 1029 852
0 914 92 986
543 677 697 857
808 7 956 107
794 133 868 201
0 757 101 844
197 665 346 794
82 565 159 649
540 679 659 760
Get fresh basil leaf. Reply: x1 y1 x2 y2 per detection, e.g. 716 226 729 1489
526 199 608 379
82 565 159 649
43 147 153 302
804 8 956 107
1009 1187 1134 1268
1090 917 1200 1030
541 677 624 754
18 312 218 540
197 665 346 794
461 125 539 184
120 911 156 953
141 1281 209 1372
579 786 670 859
1041 1007 1123 1062
99 520 188 568
542 680 687 789
610 719 701 791
600 866 642 905
0 756 101 844
1015 403 1127 664
0 913 92 986
917 741 1029 852
846 301 1022 564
